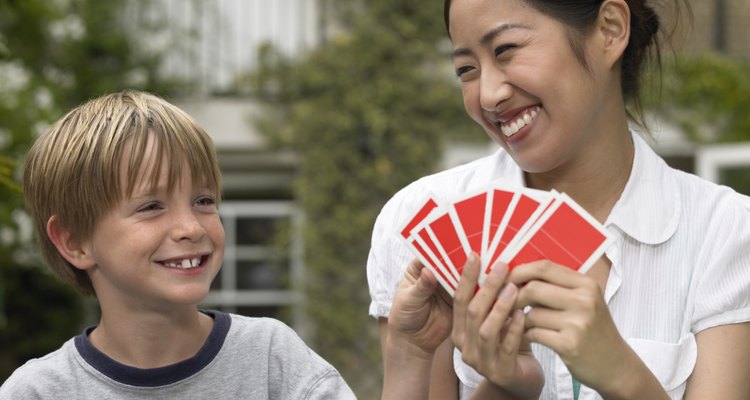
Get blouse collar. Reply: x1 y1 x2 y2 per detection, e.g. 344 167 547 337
487 131 680 245
605 132 680 245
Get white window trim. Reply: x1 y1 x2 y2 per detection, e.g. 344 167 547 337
695 142 750 184
202 201 307 333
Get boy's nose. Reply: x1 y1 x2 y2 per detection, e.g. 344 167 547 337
171 209 206 242
480 68 512 112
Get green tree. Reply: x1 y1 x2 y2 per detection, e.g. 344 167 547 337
646 53 750 194
243 1 478 397
0 0 179 381
650 54 750 143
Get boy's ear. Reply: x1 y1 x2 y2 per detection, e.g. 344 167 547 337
596 0 631 68
46 215 96 271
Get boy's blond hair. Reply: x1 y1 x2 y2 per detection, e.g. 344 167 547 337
23 90 222 295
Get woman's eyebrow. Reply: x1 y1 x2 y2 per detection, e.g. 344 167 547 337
451 23 531 58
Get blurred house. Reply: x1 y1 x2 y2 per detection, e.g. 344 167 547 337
680 0 750 57
143 0 750 335
659 0 750 191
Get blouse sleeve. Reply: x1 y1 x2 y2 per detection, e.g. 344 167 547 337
691 193 750 333
367 182 431 319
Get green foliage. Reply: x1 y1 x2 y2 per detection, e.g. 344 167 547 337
644 54 750 194
244 0 476 396
646 54 750 143
0 0 179 382
0 255 85 380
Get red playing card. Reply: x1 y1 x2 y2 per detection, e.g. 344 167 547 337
424 210 468 278
407 236 457 295
485 190 552 275
398 196 458 295
486 187 516 250
480 187 517 272
502 193 612 273
450 190 489 260
399 197 438 240
414 224 459 284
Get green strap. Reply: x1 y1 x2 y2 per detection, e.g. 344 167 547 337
572 376 581 400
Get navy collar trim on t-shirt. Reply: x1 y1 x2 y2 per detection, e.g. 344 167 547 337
74 310 231 387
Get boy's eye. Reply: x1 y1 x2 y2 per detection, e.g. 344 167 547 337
137 202 162 213
195 196 217 207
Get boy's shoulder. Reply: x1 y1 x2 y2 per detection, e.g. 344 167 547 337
223 313 310 353
220 313 356 399
0 338 80 398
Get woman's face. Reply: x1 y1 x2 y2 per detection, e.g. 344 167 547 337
449 0 614 173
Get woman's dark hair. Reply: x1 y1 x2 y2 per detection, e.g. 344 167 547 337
443 0 687 128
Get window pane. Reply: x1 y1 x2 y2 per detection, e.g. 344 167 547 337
236 217 285 246
720 167 750 196
237 259 290 290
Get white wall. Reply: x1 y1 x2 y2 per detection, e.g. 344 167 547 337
145 0 320 94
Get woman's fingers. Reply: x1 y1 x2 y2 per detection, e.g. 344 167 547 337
411 263 439 299
523 304 565 331
452 253 481 345
515 278 576 310
454 258 518 369
509 260 581 289
500 309 525 361
476 283 519 363
400 258 424 287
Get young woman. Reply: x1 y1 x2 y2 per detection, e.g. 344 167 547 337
372 0 750 398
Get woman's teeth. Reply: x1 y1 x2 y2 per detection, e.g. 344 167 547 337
500 106 540 137
164 257 201 269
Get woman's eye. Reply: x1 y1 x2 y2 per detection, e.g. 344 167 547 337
495 44 516 58
456 65 475 78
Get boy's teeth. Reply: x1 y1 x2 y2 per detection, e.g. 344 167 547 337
501 106 540 137
165 257 201 269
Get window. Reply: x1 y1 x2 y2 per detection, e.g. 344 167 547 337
202 201 306 332
695 142 750 196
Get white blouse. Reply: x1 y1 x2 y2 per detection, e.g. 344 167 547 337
367 132 750 399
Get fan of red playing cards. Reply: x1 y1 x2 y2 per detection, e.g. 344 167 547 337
397 182 614 296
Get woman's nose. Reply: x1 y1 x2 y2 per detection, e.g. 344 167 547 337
479 67 512 112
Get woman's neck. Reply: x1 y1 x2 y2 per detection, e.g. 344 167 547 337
525 127 634 224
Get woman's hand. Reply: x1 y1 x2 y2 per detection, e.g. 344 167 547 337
511 260 660 398
452 254 544 399
388 259 454 358
383 259 455 400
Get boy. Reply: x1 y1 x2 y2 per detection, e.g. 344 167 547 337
0 90 356 399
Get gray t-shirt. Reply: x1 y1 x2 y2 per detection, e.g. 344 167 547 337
0 311 356 399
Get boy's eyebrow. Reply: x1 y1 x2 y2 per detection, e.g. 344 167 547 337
451 23 531 58
127 182 167 200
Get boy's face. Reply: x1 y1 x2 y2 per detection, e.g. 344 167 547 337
80 136 224 311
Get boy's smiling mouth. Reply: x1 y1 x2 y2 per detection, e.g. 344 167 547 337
159 255 208 270
499 105 541 137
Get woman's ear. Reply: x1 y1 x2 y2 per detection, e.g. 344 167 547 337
46 215 96 270
597 0 631 68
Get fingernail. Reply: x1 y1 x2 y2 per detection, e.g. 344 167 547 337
498 283 516 299
490 261 508 276
467 252 478 264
